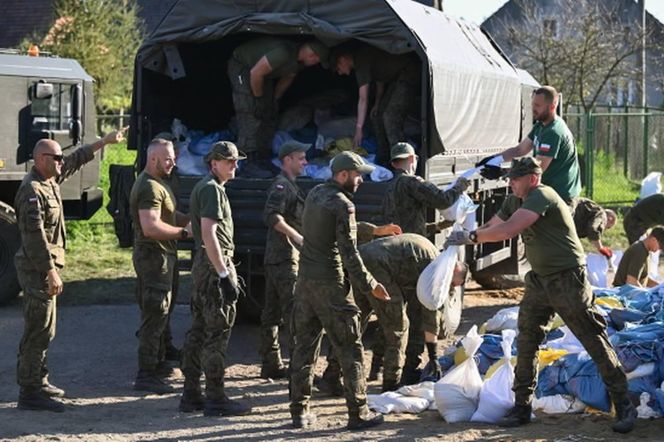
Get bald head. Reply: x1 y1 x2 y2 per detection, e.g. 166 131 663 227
33 139 61 158
32 139 63 179
146 138 176 178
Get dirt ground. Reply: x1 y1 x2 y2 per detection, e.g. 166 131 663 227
0 281 661 442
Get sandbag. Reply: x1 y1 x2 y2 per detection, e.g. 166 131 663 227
532 394 586 414
485 306 519 333
434 325 484 422
368 392 430 414
586 251 623 288
640 171 662 199
471 330 516 423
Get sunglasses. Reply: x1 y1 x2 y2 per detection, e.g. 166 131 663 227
42 153 64 162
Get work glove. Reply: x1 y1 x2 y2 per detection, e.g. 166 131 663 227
599 246 613 259
479 164 506 180
452 177 471 192
444 230 476 247
425 342 442 381
218 274 240 304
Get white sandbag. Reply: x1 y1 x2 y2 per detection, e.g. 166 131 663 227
434 325 484 423
546 326 585 354
176 147 207 176
648 250 661 283
640 172 662 199
396 381 435 402
586 251 623 288
637 392 660 418
532 394 586 414
485 306 520 333
418 194 477 311
368 392 430 414
471 330 516 423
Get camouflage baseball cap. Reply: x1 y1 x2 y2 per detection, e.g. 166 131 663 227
307 40 330 68
390 142 416 161
204 141 247 163
331 151 374 174
278 140 311 159
507 157 542 178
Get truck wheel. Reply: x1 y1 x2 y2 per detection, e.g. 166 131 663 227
0 202 21 304
440 285 464 338
472 237 528 290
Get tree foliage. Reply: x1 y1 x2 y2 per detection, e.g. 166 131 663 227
26 0 144 112
488 0 664 111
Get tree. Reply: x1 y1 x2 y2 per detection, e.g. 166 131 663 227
486 0 664 112
25 0 144 112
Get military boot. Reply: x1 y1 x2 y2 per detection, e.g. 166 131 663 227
314 374 344 397
367 355 383 382
498 404 532 427
156 361 178 379
203 395 252 417
292 412 317 429
134 369 175 395
347 410 384 430
41 381 65 398
260 363 288 379
612 399 637 434
381 378 402 393
179 389 205 413
164 344 182 362
18 388 65 412
400 367 422 386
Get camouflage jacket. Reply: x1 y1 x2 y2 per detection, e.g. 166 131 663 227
359 233 438 292
263 172 305 265
14 145 95 272
381 169 465 236
573 197 606 241
298 180 377 294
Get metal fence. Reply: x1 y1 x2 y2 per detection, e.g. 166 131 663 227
566 106 664 207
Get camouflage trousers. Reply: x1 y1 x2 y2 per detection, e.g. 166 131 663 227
260 261 297 370
15 257 57 389
289 277 369 419
227 58 277 156
181 248 238 399
623 210 650 245
515 266 628 406
132 245 176 370
371 64 419 166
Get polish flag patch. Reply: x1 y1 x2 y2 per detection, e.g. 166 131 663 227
539 143 551 152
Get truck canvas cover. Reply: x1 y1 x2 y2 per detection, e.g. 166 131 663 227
135 0 521 155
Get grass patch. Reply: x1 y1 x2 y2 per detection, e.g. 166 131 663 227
62 143 136 287
590 150 640 205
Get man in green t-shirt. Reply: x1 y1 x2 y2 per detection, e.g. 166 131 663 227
446 157 635 434
129 138 191 394
331 44 420 166
623 193 664 244
613 227 664 287
477 86 582 208
227 37 329 177
179 141 252 417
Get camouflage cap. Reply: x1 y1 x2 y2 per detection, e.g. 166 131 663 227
153 131 176 142
507 157 542 178
204 141 247 163
390 142 416 161
306 40 330 68
278 140 311 159
331 151 374 174
650 226 664 246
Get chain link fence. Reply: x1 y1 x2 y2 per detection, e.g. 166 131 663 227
566 106 664 207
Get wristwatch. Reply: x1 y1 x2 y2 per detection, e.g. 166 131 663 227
469 230 478 243
180 228 188 240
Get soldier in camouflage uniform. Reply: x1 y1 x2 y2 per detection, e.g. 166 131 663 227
622 193 664 244
382 142 469 237
447 157 636 434
332 44 420 166
14 129 127 412
179 142 252 416
129 138 191 394
573 197 616 258
289 151 389 430
260 140 310 378
227 37 328 177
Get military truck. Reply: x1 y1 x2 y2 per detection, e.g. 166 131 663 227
0 51 101 304
125 1 538 332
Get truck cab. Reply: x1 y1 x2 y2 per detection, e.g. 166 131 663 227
126 1 538 328
0 51 101 304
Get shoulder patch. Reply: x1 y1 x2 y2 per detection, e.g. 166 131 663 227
539 143 551 152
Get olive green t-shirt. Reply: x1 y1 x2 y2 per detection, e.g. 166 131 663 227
613 241 649 287
629 193 664 226
232 37 301 79
129 171 177 254
497 184 585 276
528 117 581 201
353 46 413 87
189 173 234 253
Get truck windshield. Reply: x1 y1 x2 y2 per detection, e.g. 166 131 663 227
31 83 72 131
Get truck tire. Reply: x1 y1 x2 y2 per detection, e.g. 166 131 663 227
440 285 464 338
472 237 528 290
0 202 21 304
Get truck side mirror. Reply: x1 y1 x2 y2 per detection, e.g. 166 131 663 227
31 81 53 99
69 83 83 144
